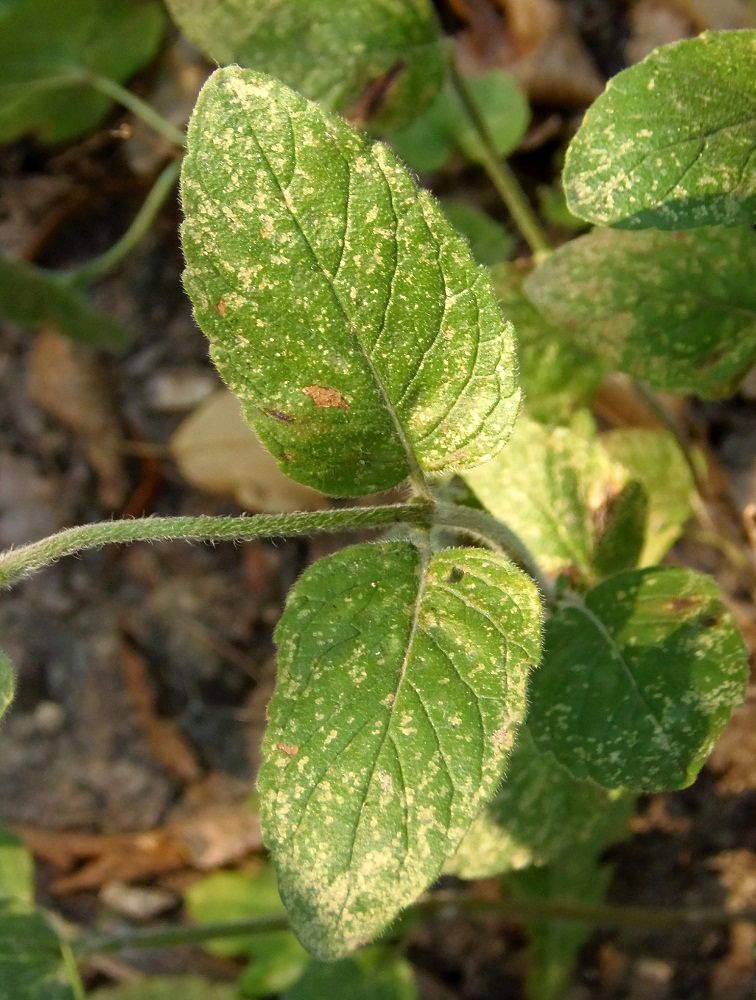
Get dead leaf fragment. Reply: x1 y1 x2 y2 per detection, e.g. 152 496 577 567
100 881 177 920
27 329 127 509
16 804 263 893
302 385 350 409
170 390 327 512
121 644 201 784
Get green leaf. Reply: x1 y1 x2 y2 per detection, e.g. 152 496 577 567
165 0 443 130
0 828 82 1000
390 70 530 172
0 829 33 905
0 902 76 1000
536 182 587 231
489 265 604 423
181 68 520 496
0 0 165 144
0 257 127 348
529 568 748 791
284 947 417 1000
564 30 756 229
441 201 514 266
445 727 615 878
0 651 14 725
506 796 633 1000
92 978 238 1000
185 869 308 996
463 415 645 587
258 541 542 958
601 429 694 564
524 226 756 398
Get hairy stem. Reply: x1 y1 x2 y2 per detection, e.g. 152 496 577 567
0 505 431 590
435 501 555 604
86 73 187 148
68 160 181 287
72 895 756 957
74 916 290 958
447 58 550 257
424 894 756 931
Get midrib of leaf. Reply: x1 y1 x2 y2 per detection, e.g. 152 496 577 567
244 119 430 495
329 543 431 927
564 597 680 766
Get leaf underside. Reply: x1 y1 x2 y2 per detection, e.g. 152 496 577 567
601 428 694 565
258 541 542 958
446 726 614 878
181 68 520 496
463 414 644 587
165 0 444 130
529 567 747 791
489 264 604 423
0 0 164 144
524 226 756 398
564 30 756 229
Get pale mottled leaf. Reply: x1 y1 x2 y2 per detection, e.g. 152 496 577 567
446 727 614 878
529 568 748 791
441 201 514 266
284 947 417 1000
390 70 530 171
0 257 127 348
507 796 633 1000
564 31 756 229
93 978 238 1000
601 428 694 564
0 652 13 725
524 226 756 398
181 68 520 496
489 265 604 423
165 0 443 130
463 415 645 586
0 0 165 144
185 869 308 996
258 541 542 958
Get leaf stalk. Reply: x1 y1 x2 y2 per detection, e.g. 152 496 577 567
67 159 181 287
86 72 187 148
0 505 431 590
71 895 756 958
435 501 555 604
447 57 550 257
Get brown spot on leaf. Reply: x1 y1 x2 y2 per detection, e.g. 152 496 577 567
668 596 703 614
302 385 350 409
698 613 724 629
276 742 299 756
215 298 227 316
